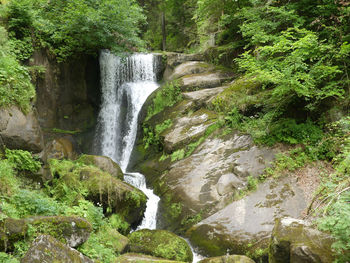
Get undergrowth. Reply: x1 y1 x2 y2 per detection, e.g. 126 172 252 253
146 81 182 121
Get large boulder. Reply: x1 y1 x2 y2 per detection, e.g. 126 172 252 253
198 255 256 263
21 235 94 263
269 217 335 263
0 218 27 251
168 61 215 81
182 86 227 109
154 133 275 232
116 253 185 263
26 216 92 248
180 72 233 91
0 106 44 153
162 108 217 153
72 166 146 226
79 154 124 180
187 176 310 259
128 229 193 262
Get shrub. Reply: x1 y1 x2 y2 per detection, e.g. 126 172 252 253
5 149 41 173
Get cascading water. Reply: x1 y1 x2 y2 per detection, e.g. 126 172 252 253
95 50 159 229
95 50 203 262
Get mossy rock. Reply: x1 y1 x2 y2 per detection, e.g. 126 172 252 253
198 255 256 263
79 154 124 180
0 218 27 252
26 216 92 248
128 229 193 262
78 166 147 225
115 253 185 263
21 235 94 263
269 217 335 263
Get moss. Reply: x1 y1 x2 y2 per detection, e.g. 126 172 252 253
128 229 193 262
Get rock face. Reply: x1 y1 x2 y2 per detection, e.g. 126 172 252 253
116 253 185 263
26 216 92 248
188 176 309 258
79 154 124 180
182 86 226 109
0 106 44 153
269 217 335 263
198 255 256 263
21 235 94 263
30 50 100 131
128 229 193 262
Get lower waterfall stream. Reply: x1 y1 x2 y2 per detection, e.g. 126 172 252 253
94 50 203 262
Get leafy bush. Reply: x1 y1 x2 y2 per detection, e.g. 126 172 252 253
1 189 63 218
143 119 172 151
5 149 41 173
0 26 35 112
64 199 104 231
0 252 20 263
0 159 19 196
146 81 182 120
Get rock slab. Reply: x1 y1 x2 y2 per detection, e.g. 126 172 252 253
21 235 94 263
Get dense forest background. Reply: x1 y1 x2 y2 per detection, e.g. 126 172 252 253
0 0 349 262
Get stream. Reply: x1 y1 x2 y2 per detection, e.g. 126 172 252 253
94 50 204 262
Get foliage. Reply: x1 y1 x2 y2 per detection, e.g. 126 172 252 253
237 27 343 111
108 213 130 235
3 0 146 61
5 148 41 173
64 199 104 231
318 192 350 262
146 81 182 120
0 159 19 196
78 228 118 263
143 119 172 150
0 26 35 112
1 189 63 218
0 253 19 263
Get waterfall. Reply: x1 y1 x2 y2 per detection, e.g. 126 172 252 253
95 50 204 262
95 50 159 229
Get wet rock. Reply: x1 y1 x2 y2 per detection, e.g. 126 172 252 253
162 109 217 153
79 154 124 180
43 137 78 161
116 253 185 263
21 235 94 263
155 133 275 232
269 217 335 263
198 255 256 263
0 218 27 251
188 176 309 259
26 216 92 248
168 61 215 81
0 106 44 153
182 86 226 109
180 72 233 91
128 229 193 262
